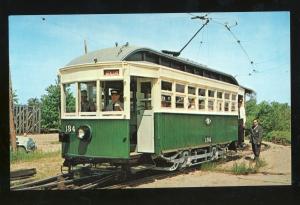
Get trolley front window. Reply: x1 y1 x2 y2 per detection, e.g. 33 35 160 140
79 82 96 112
101 80 124 112
64 83 76 113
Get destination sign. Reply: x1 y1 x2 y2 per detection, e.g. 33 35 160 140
104 69 119 76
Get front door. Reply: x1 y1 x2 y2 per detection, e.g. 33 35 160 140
136 78 154 153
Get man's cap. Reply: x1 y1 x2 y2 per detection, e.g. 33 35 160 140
111 89 121 95
81 90 87 96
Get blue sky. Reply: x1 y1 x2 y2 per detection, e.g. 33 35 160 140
9 12 290 104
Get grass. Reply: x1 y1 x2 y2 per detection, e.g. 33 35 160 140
231 158 267 175
200 161 223 171
50 141 61 145
10 150 61 164
199 158 267 175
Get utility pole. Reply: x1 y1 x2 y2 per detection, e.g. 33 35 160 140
9 70 17 151
84 39 88 54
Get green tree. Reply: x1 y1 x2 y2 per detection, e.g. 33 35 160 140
40 80 61 129
27 97 41 107
39 76 76 129
12 89 18 105
245 99 291 140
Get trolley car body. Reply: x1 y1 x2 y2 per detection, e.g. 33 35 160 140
59 45 252 170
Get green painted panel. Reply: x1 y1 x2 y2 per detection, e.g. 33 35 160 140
61 119 130 159
154 113 238 154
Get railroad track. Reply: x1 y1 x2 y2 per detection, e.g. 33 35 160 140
101 143 271 189
10 170 122 191
11 143 270 190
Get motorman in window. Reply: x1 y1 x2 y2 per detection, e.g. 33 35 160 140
105 89 124 111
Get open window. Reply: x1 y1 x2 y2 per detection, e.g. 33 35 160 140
63 83 76 114
188 97 196 109
175 96 184 108
161 80 172 108
101 80 124 112
198 88 206 110
161 94 171 108
79 82 96 113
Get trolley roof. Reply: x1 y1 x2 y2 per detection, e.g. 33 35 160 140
65 45 253 92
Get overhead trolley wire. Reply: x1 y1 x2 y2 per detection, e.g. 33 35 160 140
186 13 289 79
210 18 254 66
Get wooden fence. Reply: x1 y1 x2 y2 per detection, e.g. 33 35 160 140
13 105 41 134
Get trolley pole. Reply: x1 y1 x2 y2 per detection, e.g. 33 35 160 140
9 70 17 151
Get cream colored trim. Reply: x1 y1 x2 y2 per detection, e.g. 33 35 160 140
154 110 238 116
59 61 127 71
123 66 131 118
59 61 246 119
61 115 126 120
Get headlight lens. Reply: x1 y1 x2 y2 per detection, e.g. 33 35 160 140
77 128 85 139
76 125 92 141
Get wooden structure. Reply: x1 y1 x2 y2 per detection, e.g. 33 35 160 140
14 105 41 134
9 70 17 151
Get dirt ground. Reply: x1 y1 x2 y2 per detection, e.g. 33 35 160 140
10 134 291 188
10 134 63 185
133 140 291 188
29 133 61 152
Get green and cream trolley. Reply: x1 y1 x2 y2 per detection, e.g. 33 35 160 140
59 45 253 171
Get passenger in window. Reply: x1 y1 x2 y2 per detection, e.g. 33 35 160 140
81 90 96 112
188 98 195 109
105 89 124 111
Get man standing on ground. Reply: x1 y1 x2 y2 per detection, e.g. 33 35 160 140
250 119 263 161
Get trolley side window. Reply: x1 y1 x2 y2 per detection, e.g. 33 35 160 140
175 96 184 108
217 100 223 111
64 83 76 113
231 102 236 112
188 97 196 109
161 81 172 91
217 91 223 99
198 88 206 97
225 93 230 100
232 94 236 101
161 94 171 107
208 100 214 111
198 99 205 110
231 94 237 111
79 82 96 112
176 84 185 93
224 101 230 111
208 90 215 98
198 88 206 110
188 86 196 95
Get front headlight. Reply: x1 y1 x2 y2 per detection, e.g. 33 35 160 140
78 128 85 139
76 125 92 141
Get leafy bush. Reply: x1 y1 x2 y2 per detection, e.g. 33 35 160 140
265 130 291 143
245 99 291 139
